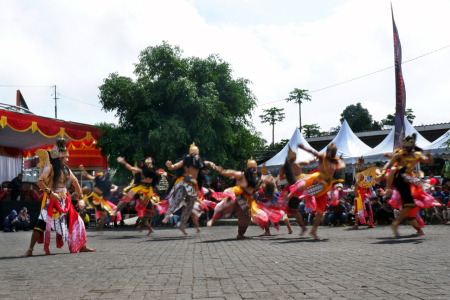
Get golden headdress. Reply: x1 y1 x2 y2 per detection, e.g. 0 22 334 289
287 145 296 162
247 157 257 168
260 163 268 175
189 142 199 154
50 138 69 159
402 133 416 147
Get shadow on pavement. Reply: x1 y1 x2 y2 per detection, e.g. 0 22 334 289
198 238 243 243
270 238 330 244
142 236 195 242
372 236 423 245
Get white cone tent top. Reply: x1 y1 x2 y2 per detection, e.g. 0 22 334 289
423 129 450 155
261 128 315 167
362 117 431 163
311 119 372 165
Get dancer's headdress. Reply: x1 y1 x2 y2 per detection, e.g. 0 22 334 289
140 157 154 168
247 157 257 168
189 142 199 154
326 143 337 156
402 133 416 147
50 138 69 159
260 163 269 175
287 145 296 162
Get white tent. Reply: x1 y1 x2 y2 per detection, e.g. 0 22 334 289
362 117 431 163
261 128 315 167
423 129 450 155
316 119 372 164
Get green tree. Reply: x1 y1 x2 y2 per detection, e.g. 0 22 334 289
285 88 311 131
259 107 285 149
264 138 289 152
95 42 264 183
340 103 378 132
302 123 321 138
381 108 416 125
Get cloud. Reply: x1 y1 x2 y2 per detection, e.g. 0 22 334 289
0 0 449 145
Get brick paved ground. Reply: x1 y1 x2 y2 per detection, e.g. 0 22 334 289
0 224 449 300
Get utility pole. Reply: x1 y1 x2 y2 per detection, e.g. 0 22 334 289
53 85 58 118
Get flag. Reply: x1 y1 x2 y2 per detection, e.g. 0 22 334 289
391 5 406 150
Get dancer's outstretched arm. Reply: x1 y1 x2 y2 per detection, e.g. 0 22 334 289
79 164 95 180
214 166 243 180
117 157 142 173
166 160 183 170
420 151 434 164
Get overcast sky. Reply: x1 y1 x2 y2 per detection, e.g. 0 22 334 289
1 0 449 145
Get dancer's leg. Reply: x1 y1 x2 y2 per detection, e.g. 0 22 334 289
162 186 188 224
178 195 197 234
284 215 293 234
235 203 251 239
291 210 307 235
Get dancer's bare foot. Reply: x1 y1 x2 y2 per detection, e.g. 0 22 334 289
162 216 170 224
178 225 188 235
137 225 142 232
309 231 320 240
367 224 374 228
259 231 271 236
236 234 249 239
196 226 201 233
207 220 213 227
21 250 33 257
348 225 359 230
299 226 308 236
80 245 96 252
391 222 400 237
288 229 293 234
412 229 425 236
145 229 154 236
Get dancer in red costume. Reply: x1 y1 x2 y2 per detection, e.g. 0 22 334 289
349 160 376 229
377 134 439 236
21 139 95 257
208 158 282 238
275 146 312 236
288 143 346 240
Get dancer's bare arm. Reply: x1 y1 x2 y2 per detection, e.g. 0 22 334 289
79 164 95 180
117 157 141 173
68 169 82 197
166 160 183 170
420 151 434 164
110 184 118 193
215 166 243 180
204 161 216 169
297 144 323 161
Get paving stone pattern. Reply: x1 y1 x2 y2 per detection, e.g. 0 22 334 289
0 225 449 299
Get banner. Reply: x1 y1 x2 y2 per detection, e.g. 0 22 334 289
391 5 406 150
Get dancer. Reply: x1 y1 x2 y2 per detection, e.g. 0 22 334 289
379 134 440 236
275 146 313 235
349 163 378 229
162 143 216 234
289 143 346 240
22 139 95 257
79 166 120 232
115 157 161 235
208 158 281 238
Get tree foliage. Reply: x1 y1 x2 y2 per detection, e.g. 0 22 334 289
285 88 311 130
381 108 416 125
339 103 381 132
259 107 285 148
302 124 321 138
95 42 264 183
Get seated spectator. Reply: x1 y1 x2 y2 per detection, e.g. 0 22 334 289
16 207 30 231
371 196 382 226
3 210 19 232
433 186 445 199
379 197 394 224
7 173 24 201
328 198 347 227
428 199 445 224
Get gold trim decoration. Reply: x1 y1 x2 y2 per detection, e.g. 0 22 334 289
287 145 296 161
356 167 381 188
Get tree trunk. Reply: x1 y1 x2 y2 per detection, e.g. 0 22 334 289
299 103 302 131
272 124 275 149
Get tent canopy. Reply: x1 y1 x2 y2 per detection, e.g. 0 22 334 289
261 128 314 167
315 120 372 165
362 117 431 163
423 129 450 155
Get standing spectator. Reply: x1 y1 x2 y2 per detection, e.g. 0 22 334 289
328 198 347 227
429 173 440 186
3 210 19 232
7 173 24 201
371 196 383 226
17 207 30 231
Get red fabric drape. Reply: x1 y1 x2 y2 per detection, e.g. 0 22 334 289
91 131 101 141
65 128 87 141
0 146 22 157
6 117 32 131
37 123 60 137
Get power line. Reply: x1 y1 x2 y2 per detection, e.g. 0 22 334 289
257 43 450 107
0 85 52 88
59 94 102 108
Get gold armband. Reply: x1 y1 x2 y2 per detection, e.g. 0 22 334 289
45 188 51 194
37 178 44 182
72 178 78 183
381 169 387 175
